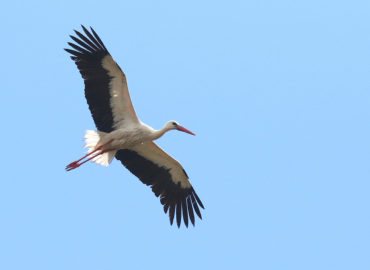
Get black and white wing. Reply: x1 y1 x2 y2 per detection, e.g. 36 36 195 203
65 25 139 133
115 142 204 227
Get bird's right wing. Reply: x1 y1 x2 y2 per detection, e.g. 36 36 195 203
115 142 204 228
65 25 139 133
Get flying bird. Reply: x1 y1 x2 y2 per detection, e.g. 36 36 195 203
64 25 204 227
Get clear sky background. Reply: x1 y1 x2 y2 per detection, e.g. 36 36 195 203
1 1 369 269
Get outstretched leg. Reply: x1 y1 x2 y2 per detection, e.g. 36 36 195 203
66 149 108 171
66 139 113 171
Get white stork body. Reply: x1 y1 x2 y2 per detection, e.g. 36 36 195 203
65 26 203 227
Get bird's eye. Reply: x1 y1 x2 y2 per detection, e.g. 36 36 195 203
172 122 177 126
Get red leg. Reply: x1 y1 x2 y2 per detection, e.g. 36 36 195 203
66 150 108 171
66 139 114 171
66 145 103 169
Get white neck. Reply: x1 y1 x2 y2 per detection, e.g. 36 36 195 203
151 126 170 140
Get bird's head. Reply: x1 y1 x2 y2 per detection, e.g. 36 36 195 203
165 121 196 136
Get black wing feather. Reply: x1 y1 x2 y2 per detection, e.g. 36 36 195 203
65 25 114 133
169 204 175 225
187 197 195 226
82 25 104 51
90 27 108 51
191 193 202 219
64 48 82 58
193 191 204 209
70 34 97 52
176 203 182 227
182 200 189 227
115 149 204 228
74 30 100 51
67 42 91 55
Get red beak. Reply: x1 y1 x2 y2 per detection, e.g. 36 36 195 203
177 125 196 136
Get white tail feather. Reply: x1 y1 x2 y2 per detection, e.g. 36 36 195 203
84 130 102 152
84 130 116 166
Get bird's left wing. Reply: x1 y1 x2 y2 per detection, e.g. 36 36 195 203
65 26 139 133
115 142 204 227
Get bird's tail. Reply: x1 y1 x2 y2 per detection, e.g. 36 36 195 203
84 130 116 166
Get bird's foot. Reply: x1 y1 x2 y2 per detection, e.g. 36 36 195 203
66 161 81 171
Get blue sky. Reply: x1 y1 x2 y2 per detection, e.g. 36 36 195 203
1 0 369 269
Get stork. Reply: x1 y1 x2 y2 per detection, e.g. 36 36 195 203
64 26 204 227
